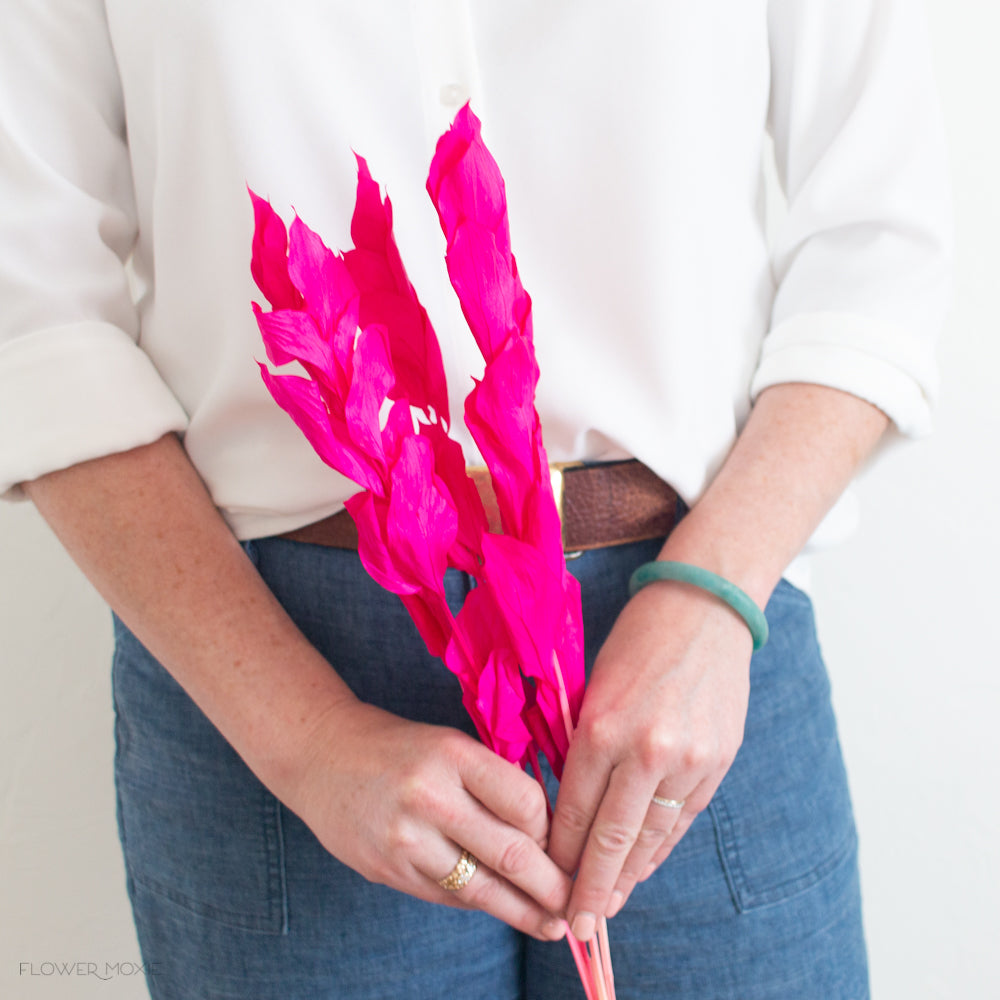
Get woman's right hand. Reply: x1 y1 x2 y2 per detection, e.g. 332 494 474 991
279 697 571 942
23 435 569 941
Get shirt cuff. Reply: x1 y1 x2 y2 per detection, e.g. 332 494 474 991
0 322 190 499
750 311 938 438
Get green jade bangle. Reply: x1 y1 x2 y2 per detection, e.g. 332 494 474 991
627 561 769 651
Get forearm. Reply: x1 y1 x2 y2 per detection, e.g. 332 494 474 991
23 433 356 796
24 433 574 935
660 382 890 607
551 383 890 936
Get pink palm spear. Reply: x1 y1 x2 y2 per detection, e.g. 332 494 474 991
251 105 613 999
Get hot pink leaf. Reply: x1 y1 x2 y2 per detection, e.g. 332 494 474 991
253 303 334 376
343 493 454 667
447 584 531 765
477 650 533 760
448 581 506 679
517 478 566 581
346 157 449 421
380 399 416 468
444 222 525 362
249 189 304 311
523 693 571 778
353 283 449 416
344 491 417 594
463 337 539 536
344 324 393 468
478 533 562 682
350 154 410 292
386 436 457 593
480 535 584 770
449 558 574 772
257 364 384 495
419 421 487 574
428 106 538 365
399 591 453 660
346 487 456 656
427 104 511 264
286 218 359 366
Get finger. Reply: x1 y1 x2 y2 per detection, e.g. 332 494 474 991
419 840 567 942
638 778 716 881
445 797 574 916
604 784 693 918
456 746 573 914
461 746 551 844
564 766 653 942
645 811 698 875
547 740 613 876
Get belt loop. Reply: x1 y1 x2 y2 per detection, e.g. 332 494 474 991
549 461 583 551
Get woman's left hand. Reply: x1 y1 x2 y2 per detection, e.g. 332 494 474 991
547 576 754 943
548 384 892 942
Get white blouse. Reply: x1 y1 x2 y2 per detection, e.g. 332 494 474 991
0 0 951 553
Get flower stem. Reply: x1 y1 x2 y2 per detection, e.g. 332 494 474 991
551 651 617 999
597 918 617 999
566 931 597 1000
551 651 576 743
589 935 610 1000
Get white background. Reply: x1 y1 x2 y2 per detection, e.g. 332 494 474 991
2 2 998 997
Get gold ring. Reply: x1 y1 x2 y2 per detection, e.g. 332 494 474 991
651 795 685 810
437 849 478 891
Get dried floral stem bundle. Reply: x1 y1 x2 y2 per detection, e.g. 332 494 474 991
252 105 614 999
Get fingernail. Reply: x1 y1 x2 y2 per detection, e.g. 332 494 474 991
542 918 566 941
570 912 596 942
606 890 626 919
640 863 656 882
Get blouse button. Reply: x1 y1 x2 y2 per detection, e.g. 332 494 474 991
439 82 468 107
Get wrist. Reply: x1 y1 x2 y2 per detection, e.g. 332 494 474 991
629 560 769 650
657 502 786 609
652 384 889 607
206 629 361 803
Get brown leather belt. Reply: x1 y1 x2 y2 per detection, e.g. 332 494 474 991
278 459 678 553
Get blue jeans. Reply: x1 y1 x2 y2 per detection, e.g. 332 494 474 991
112 536 869 999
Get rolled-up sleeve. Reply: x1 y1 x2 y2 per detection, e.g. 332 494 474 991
752 0 952 437
0 0 188 500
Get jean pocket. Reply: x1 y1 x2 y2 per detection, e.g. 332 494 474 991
112 618 288 935
709 581 858 913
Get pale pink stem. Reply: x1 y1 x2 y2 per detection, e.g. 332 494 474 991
551 651 618 999
566 932 597 1000
443 602 478 681
598 918 617 999
550 650 576 744
589 936 610 1000
528 746 554 823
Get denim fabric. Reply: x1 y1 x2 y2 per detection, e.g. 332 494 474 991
112 536 869 999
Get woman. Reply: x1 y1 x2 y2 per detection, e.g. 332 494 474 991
0 1 949 997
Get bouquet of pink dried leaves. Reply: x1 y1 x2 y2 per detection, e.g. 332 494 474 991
251 105 614 1000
